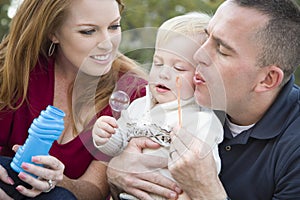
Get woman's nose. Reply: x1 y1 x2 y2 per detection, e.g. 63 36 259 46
97 31 113 50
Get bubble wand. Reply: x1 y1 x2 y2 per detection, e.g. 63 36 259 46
176 76 182 128
169 76 190 159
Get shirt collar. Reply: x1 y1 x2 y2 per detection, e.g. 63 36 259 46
223 76 298 143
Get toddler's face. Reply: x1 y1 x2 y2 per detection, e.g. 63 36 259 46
149 35 201 104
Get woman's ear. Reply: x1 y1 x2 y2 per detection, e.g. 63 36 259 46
255 66 284 92
49 33 59 43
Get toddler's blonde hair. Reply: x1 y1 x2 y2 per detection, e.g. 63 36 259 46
156 12 211 48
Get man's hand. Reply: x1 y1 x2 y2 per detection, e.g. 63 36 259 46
107 137 181 200
168 128 227 200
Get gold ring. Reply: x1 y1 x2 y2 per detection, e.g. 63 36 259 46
44 179 54 193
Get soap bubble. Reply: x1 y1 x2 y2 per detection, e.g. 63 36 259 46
109 90 130 112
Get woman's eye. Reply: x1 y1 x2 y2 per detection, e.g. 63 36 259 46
109 24 121 30
79 29 96 35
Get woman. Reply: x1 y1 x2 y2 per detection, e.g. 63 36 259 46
0 0 146 199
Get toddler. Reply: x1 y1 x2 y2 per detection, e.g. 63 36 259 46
93 12 223 200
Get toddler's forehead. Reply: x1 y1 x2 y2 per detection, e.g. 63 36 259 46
155 36 200 61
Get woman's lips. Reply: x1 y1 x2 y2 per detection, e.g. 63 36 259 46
91 54 110 61
90 53 111 64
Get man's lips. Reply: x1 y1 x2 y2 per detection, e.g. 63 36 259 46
193 72 206 85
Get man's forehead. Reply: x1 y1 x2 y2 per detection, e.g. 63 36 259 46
208 1 269 33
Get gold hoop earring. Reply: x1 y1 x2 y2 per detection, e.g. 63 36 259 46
48 42 56 57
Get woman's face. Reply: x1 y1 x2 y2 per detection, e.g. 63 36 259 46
52 0 121 76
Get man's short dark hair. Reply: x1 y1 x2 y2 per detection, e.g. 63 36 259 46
233 0 300 84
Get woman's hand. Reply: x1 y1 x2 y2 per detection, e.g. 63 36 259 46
0 189 13 200
15 155 65 198
0 164 14 200
107 137 182 200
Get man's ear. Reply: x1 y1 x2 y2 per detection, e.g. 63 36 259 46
255 66 284 92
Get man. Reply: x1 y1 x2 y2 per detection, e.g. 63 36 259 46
107 0 300 199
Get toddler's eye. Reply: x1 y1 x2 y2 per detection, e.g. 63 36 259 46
174 66 186 71
154 63 163 67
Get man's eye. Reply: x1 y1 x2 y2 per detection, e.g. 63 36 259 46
217 44 228 56
109 24 121 30
218 51 228 56
79 29 96 35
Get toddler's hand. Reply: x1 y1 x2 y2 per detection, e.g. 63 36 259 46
92 116 118 146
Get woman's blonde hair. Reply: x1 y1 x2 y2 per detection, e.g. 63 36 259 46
0 0 146 135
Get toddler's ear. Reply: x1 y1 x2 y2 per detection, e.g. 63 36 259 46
254 65 284 92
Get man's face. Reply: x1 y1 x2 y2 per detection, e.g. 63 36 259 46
193 1 269 118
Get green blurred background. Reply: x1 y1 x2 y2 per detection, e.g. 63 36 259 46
0 0 299 84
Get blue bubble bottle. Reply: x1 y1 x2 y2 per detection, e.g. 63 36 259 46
10 105 65 174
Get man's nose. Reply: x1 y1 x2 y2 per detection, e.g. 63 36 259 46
193 40 212 68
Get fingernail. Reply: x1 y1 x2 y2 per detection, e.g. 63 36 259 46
16 186 23 192
18 172 26 180
170 192 177 198
7 176 14 185
21 162 29 170
32 156 38 162
12 145 17 152
175 187 182 194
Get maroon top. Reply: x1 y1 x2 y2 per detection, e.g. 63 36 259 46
0 57 147 179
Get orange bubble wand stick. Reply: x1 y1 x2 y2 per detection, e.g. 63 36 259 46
176 76 182 128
